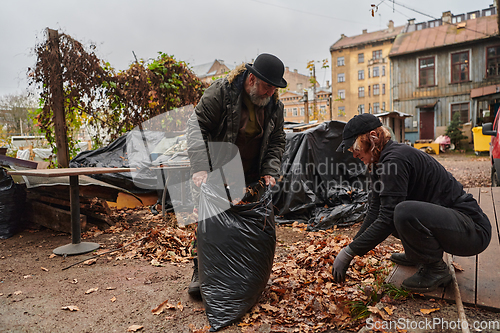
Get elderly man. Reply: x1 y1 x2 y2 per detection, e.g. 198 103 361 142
186 53 287 296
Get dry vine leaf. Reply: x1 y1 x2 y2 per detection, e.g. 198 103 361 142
85 287 98 294
452 261 464 272
61 305 79 311
177 301 184 312
152 299 175 315
84 258 97 266
420 308 440 314
127 325 143 332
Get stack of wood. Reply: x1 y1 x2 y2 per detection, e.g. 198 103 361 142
25 188 115 234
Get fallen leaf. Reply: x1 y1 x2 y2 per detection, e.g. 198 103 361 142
106 287 116 290
152 299 175 315
150 258 163 267
452 262 464 272
61 305 79 311
177 301 184 312
84 258 97 266
41 267 48 272
420 308 440 314
127 325 143 332
85 288 98 294
110 297 116 302
126 277 135 280
70 279 78 284
23 275 32 279
14 291 22 295
49 254 56 259
261 304 280 313
384 306 394 316
368 306 390 320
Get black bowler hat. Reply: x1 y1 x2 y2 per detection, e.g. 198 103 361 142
336 114 383 153
245 53 287 88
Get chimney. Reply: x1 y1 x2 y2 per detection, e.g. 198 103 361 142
285 66 289 73
362 29 368 34
341 33 346 38
326 80 330 88
294 69 298 73
388 20 394 32
442 11 452 24
408 18 415 25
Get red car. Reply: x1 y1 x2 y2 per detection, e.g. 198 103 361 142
483 113 500 186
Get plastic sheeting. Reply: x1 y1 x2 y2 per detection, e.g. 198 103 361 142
197 182 275 331
0 167 26 239
273 121 369 228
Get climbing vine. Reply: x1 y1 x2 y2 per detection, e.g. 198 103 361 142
29 30 207 158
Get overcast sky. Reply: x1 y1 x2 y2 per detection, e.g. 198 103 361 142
0 0 495 98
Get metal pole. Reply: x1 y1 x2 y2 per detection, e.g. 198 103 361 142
70 175 81 244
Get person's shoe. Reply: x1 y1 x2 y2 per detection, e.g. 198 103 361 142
187 258 201 297
401 259 452 293
390 252 418 266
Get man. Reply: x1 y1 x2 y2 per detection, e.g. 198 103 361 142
186 53 287 296
332 114 491 292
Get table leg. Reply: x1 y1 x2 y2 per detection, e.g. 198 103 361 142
53 175 100 256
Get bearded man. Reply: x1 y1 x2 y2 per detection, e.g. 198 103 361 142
185 53 287 296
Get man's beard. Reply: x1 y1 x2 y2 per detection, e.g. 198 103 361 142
248 82 271 107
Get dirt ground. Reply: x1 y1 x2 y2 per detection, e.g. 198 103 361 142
1 151 499 333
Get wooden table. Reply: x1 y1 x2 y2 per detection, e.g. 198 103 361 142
387 186 500 311
7 167 134 256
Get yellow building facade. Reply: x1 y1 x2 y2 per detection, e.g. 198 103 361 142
330 21 403 121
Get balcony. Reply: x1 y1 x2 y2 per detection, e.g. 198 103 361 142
368 58 386 66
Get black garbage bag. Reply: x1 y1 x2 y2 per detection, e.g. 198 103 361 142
0 167 26 239
197 182 276 331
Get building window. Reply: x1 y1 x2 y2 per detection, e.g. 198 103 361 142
373 84 380 95
337 73 345 83
337 56 345 66
358 53 364 63
292 108 298 116
338 90 345 100
358 70 365 80
382 102 386 110
320 106 326 114
452 16 462 23
358 87 365 97
284 109 287 117
382 65 386 76
451 51 469 83
372 50 382 60
487 45 500 77
358 104 365 114
300 107 304 116
382 83 386 95
338 106 346 117
373 66 380 77
368 68 371 78
419 56 435 87
368 85 371 97
451 103 469 124
373 102 380 113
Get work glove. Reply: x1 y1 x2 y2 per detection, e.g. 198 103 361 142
332 245 355 283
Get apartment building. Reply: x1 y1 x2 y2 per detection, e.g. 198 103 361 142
329 21 404 121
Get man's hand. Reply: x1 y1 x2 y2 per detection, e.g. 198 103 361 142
263 175 276 187
332 246 355 283
192 171 208 187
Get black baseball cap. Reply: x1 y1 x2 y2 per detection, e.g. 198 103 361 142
336 114 383 153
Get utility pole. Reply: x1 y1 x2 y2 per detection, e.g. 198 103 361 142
47 28 69 168
312 64 317 121
303 91 309 124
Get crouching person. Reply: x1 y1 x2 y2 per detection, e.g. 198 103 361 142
332 114 491 292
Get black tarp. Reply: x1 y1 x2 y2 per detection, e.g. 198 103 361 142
70 120 369 229
273 121 369 228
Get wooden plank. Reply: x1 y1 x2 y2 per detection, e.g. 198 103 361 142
476 187 500 309
7 167 134 177
25 200 87 234
444 187 478 305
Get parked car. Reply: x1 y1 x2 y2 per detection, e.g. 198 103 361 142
482 112 500 186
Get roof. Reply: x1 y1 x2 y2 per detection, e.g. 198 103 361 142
374 110 412 118
390 14 499 57
190 59 234 78
330 26 405 51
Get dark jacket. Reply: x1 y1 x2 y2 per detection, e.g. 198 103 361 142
186 64 286 179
